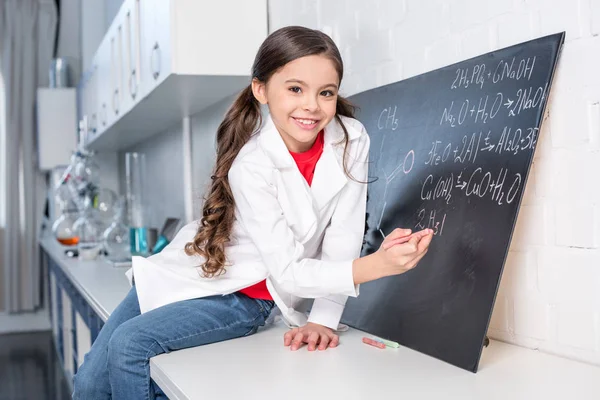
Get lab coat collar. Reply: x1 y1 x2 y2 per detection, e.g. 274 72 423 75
257 114 361 169
257 115 357 210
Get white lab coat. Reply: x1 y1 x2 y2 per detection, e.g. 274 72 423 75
126 114 370 330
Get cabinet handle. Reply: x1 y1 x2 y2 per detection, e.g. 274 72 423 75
129 70 137 100
134 0 141 90
101 103 107 126
150 42 161 80
91 113 97 134
112 88 120 116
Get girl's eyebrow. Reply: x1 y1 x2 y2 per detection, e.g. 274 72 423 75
284 79 339 90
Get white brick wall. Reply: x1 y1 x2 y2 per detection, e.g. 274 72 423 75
268 0 600 365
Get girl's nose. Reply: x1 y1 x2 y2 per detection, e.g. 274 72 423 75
302 96 320 112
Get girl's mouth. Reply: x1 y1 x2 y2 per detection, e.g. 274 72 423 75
292 117 319 130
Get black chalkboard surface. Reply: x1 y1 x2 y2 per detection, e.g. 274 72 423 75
341 33 564 372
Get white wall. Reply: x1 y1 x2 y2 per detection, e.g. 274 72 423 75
190 95 235 220
269 0 600 366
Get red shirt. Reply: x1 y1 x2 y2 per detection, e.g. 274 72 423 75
239 130 325 300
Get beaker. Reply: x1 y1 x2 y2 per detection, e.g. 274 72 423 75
125 152 148 256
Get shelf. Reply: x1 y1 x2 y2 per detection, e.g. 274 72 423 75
85 74 248 152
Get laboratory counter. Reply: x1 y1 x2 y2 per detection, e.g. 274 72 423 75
40 234 600 400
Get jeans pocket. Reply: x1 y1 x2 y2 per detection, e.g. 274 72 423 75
243 324 259 337
256 299 275 319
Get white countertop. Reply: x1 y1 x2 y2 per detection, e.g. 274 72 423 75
40 233 600 400
40 233 131 321
151 322 600 400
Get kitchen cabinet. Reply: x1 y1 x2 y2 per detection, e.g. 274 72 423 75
47 256 102 388
78 0 267 152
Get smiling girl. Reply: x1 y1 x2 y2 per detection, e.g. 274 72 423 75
73 26 433 400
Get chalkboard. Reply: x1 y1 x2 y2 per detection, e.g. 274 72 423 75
341 33 564 373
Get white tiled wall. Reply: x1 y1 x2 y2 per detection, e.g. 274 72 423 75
268 0 600 365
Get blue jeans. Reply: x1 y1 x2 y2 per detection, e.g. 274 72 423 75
72 286 274 399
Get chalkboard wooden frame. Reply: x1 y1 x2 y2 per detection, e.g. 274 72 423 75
341 32 565 373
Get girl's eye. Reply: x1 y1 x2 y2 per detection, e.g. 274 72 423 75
289 86 302 94
321 90 335 97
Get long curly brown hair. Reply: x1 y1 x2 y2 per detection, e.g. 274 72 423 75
185 26 357 278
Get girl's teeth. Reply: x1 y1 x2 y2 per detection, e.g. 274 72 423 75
297 119 316 125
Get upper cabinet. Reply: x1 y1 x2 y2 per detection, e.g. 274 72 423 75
141 0 172 91
80 0 268 152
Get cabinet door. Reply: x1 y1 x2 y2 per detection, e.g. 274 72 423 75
109 25 124 120
77 77 86 128
61 290 73 378
74 310 92 369
124 0 143 104
81 63 99 143
96 35 111 134
87 65 99 139
141 0 172 91
50 271 59 344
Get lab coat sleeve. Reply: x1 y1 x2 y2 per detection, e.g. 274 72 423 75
308 128 370 330
229 161 359 300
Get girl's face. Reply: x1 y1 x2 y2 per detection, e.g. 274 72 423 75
252 55 340 153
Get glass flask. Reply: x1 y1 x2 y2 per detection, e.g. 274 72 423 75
84 188 117 232
103 198 131 262
55 152 85 211
93 187 118 220
52 209 80 246
55 151 100 212
73 206 105 260
73 151 100 190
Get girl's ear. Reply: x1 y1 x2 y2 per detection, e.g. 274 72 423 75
251 78 268 105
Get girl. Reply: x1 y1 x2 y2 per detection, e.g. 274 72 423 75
73 26 433 399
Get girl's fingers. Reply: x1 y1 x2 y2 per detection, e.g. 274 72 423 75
385 229 433 251
329 334 339 348
307 331 319 351
417 231 434 253
382 235 413 250
291 332 305 351
406 233 421 251
405 248 429 270
412 228 433 240
384 228 412 243
283 328 297 346
318 334 330 350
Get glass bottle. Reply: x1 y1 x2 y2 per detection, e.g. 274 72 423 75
103 198 131 262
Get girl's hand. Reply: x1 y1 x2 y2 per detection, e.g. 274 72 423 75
377 228 434 277
283 322 339 351
380 228 415 250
